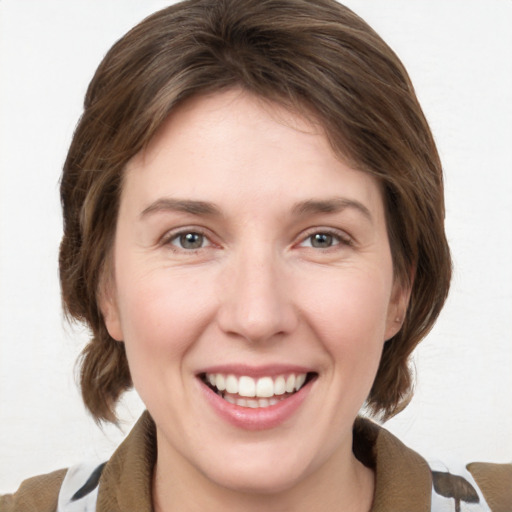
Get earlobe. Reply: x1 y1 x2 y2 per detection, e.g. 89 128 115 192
99 290 124 342
384 314 404 341
384 280 412 341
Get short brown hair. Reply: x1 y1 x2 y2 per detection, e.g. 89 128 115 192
60 0 451 423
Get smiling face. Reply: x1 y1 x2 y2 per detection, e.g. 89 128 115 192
102 89 407 504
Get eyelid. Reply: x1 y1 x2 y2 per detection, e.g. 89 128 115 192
296 227 353 248
159 226 217 250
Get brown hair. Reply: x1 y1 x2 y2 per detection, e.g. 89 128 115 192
60 0 451 423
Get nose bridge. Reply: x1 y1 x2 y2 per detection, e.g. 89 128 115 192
217 242 297 342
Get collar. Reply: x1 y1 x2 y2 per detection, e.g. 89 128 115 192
353 418 432 511
96 412 432 511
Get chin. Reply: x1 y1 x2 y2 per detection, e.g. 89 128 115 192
197 442 319 495
209 463 307 495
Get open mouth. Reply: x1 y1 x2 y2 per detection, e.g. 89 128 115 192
200 372 317 409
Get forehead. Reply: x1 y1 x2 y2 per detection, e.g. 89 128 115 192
123 89 384 220
131 89 329 170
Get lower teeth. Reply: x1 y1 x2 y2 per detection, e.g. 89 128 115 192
219 392 288 408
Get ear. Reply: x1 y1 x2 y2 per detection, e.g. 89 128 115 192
384 278 412 342
98 282 124 342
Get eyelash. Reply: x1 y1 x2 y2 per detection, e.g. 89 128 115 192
161 227 353 253
161 228 213 251
297 228 353 250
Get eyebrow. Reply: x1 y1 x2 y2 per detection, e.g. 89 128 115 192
292 198 373 222
140 196 372 222
140 198 221 218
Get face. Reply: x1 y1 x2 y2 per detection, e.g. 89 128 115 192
103 89 406 496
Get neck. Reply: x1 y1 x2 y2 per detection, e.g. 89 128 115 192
152 433 374 512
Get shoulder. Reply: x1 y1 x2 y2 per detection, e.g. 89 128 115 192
429 458 512 512
0 468 67 512
0 413 155 512
356 418 512 511
467 461 512 512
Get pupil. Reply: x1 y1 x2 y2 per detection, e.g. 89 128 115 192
312 233 332 248
180 233 203 249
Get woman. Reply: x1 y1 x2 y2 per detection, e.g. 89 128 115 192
1 0 510 510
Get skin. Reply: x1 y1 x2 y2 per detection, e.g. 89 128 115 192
101 89 408 512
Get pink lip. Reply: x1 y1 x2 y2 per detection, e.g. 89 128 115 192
197 373 315 431
196 364 313 378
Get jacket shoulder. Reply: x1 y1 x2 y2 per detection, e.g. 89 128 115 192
467 461 512 512
0 468 67 512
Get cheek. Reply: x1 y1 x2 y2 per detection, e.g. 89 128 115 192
298 267 393 358
114 267 219 414
114 262 217 363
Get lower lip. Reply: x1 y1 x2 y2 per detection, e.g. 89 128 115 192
198 378 313 431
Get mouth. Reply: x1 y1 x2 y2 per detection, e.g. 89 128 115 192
199 371 317 409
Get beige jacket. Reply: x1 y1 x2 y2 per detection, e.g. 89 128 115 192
1 412 511 511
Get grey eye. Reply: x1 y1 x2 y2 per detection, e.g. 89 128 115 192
177 232 205 249
309 233 335 248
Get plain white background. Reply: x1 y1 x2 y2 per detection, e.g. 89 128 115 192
1 0 511 493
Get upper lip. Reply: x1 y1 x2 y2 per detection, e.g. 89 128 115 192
196 364 316 378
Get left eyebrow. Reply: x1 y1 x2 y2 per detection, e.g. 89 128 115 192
140 198 222 219
292 198 373 223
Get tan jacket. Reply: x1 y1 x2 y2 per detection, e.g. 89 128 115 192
1 412 511 511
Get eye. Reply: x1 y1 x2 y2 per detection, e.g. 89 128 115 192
308 232 338 248
299 230 351 249
169 231 210 250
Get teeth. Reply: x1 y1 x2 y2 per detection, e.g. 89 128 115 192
222 396 284 408
274 376 286 395
256 377 274 398
239 376 256 397
295 373 306 391
225 374 238 394
285 374 296 393
206 372 309 402
216 374 226 391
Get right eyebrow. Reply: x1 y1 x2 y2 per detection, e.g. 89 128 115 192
140 198 221 219
292 197 373 223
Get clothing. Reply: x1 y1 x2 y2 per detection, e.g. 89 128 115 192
1 412 511 511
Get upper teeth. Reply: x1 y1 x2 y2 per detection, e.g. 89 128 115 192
206 373 307 398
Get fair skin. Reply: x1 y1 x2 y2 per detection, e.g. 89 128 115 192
102 89 408 512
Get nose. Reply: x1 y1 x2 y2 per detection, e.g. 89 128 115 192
216 249 298 343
